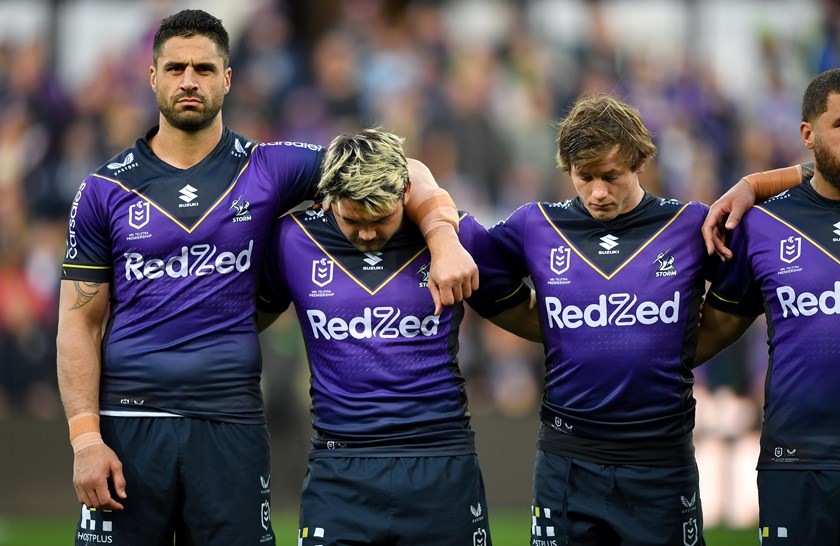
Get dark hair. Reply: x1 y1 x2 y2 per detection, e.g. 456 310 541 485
802 68 840 122
152 9 230 67
555 94 656 173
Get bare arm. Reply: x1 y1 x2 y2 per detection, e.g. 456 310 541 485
702 164 804 259
694 303 755 367
405 158 479 315
57 279 126 510
487 290 542 343
256 310 281 333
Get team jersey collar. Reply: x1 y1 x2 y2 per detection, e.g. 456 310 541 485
571 189 659 227
137 125 238 173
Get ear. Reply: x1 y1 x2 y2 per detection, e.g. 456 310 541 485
800 121 815 149
403 179 412 207
224 66 232 94
635 161 647 175
150 65 157 92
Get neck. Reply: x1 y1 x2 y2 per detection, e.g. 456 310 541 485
810 173 840 201
149 116 224 169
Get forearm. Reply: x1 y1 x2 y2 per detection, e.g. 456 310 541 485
488 292 542 343
695 304 754 366
57 327 102 418
405 158 459 236
56 280 108 418
743 163 807 200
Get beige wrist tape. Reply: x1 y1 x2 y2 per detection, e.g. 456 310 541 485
743 165 802 199
415 193 459 237
69 412 104 454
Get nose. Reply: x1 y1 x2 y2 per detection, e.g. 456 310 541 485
180 67 199 90
358 227 376 241
591 179 609 200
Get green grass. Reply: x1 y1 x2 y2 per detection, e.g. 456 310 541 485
0 511 757 545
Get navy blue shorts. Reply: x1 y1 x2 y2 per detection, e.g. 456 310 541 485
298 455 491 546
74 416 274 546
532 450 705 546
758 469 840 545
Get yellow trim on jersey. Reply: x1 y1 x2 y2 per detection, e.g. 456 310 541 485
494 280 528 304
291 214 429 296
61 263 111 270
90 158 252 234
537 201 691 280
756 206 840 265
707 289 740 305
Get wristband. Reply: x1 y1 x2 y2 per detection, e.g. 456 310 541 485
416 193 459 237
69 412 104 454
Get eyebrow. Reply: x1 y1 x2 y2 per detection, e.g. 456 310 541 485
162 60 219 72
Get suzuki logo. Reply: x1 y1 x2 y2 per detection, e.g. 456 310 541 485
179 184 198 203
363 252 383 266
599 234 618 250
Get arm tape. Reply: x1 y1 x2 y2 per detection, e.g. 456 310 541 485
743 164 802 199
69 412 104 454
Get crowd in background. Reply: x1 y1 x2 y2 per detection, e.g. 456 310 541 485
0 0 837 526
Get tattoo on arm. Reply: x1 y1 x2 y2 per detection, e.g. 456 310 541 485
71 281 102 310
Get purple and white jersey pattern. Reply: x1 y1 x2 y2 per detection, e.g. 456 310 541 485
491 194 713 465
258 210 529 457
61 127 323 423
707 183 840 470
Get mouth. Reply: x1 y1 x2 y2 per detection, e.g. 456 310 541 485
177 97 203 107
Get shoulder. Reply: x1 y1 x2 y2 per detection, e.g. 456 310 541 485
502 201 556 222
251 139 324 159
92 146 141 179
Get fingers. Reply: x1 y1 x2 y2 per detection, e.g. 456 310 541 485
724 209 743 231
73 445 126 511
701 220 716 256
428 282 443 316
714 236 733 261
111 459 128 501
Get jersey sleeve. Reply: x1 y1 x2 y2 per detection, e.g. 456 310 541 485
256 217 293 315
486 203 532 280
61 177 113 283
705 224 764 317
459 213 529 318
252 141 325 216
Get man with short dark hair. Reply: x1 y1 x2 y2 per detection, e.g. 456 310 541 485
57 10 477 546
698 68 840 546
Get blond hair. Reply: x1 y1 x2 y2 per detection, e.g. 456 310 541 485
318 127 409 216
555 94 656 173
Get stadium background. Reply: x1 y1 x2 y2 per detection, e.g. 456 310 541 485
0 0 831 543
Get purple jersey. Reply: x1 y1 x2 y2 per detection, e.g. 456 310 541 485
258 210 529 457
706 183 840 470
61 127 324 423
491 193 714 465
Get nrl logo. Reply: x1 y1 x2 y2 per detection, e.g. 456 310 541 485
312 258 334 287
550 246 570 275
779 236 801 264
128 200 150 229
